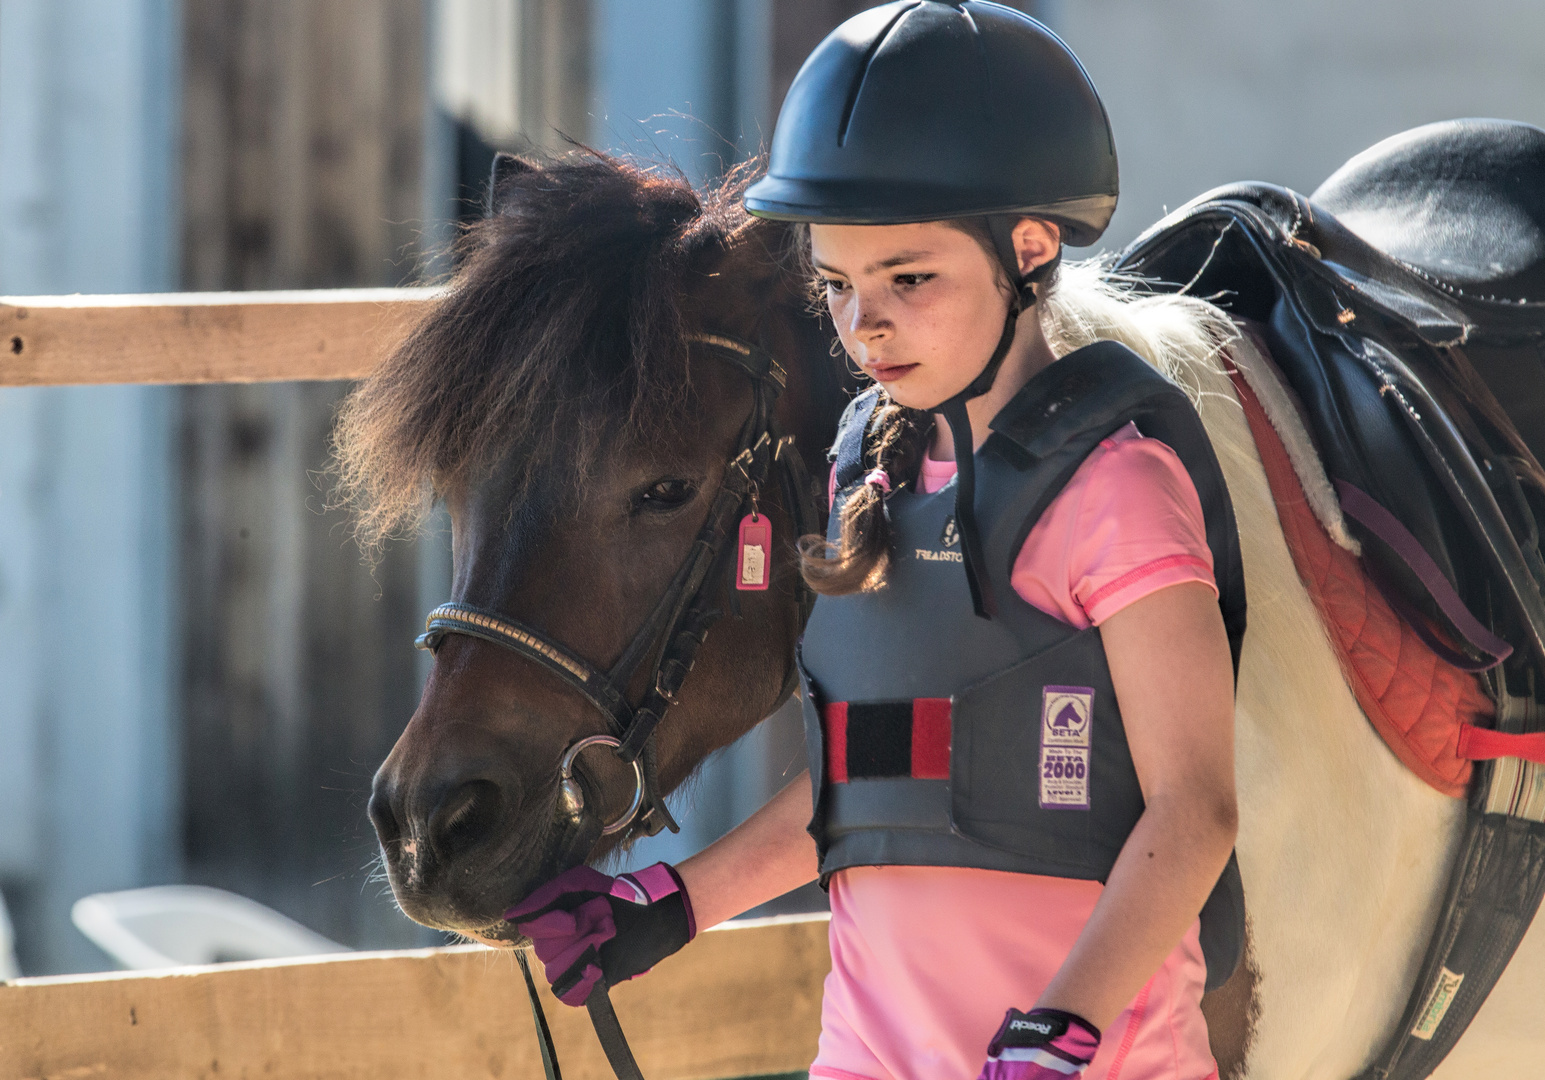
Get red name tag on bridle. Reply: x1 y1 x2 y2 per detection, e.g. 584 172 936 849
737 513 770 590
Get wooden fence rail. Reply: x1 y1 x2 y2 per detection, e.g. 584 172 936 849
0 914 832 1080
1 289 436 386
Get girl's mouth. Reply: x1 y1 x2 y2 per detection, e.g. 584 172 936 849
866 361 919 383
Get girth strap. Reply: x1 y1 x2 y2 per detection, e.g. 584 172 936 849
1334 479 1512 670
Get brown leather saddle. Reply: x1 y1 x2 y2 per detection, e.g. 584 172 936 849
1118 119 1545 1080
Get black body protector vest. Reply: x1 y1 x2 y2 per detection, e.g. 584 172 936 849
797 341 1248 991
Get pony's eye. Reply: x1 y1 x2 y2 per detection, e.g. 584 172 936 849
633 478 696 513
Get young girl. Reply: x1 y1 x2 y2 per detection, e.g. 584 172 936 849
509 5 1243 1078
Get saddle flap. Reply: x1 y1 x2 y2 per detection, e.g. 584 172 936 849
1129 182 1479 348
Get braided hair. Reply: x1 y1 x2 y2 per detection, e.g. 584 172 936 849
798 396 932 594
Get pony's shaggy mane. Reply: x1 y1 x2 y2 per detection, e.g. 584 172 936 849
1040 258 1239 400
332 151 762 550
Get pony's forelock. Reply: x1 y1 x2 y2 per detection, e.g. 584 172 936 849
330 151 765 553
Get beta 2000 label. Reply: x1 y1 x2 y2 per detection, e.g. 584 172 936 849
1039 685 1093 810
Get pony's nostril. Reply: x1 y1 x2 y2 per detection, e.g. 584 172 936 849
427 779 505 862
369 786 402 847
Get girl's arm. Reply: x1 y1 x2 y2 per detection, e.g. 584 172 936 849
676 768 821 929
1035 580 1238 1030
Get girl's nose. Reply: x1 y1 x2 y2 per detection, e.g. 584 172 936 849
849 290 887 338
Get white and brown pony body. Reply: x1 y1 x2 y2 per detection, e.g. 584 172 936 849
1041 262 1543 1077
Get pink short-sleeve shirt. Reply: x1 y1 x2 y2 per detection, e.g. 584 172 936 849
812 423 1220 1080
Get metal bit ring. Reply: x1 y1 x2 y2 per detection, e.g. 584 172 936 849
557 734 646 836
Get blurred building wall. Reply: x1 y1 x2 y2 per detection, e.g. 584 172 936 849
1055 0 1545 253
591 0 762 181
175 0 441 952
0 0 181 974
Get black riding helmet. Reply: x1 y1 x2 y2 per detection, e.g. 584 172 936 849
745 0 1117 243
746 1 1119 618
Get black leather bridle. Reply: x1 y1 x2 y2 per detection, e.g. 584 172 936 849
414 331 822 1080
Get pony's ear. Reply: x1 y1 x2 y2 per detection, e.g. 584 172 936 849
487 152 541 217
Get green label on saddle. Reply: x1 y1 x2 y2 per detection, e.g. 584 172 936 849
1410 966 1464 1040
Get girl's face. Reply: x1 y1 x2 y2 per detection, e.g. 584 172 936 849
810 220 1011 411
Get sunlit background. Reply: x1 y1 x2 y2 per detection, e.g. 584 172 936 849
1 0 1543 977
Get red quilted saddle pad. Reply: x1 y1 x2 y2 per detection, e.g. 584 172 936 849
1228 364 1492 798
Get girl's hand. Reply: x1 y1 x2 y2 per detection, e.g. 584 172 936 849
978 1007 1101 1079
504 863 695 1006
505 769 819 1009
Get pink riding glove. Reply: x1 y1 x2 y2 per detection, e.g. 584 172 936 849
504 862 696 1007
978 1007 1101 1080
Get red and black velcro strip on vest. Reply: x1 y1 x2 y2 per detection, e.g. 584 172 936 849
821 699 951 782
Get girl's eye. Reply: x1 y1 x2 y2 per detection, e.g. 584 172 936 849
633 478 696 514
821 277 849 294
894 272 934 287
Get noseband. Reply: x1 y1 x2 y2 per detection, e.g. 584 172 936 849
415 333 820 843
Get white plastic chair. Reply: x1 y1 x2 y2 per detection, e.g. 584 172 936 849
71 885 348 969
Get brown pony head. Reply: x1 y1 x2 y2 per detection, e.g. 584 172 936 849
333 151 845 938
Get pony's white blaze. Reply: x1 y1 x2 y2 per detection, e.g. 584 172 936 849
1040 263 1532 1078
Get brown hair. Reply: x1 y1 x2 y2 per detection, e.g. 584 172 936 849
795 216 1056 595
330 151 760 553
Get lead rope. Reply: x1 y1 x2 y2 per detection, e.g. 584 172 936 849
517 954 646 1080
517 950 564 1080
587 982 647 1080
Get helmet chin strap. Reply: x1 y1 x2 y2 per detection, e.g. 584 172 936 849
931 221 1061 619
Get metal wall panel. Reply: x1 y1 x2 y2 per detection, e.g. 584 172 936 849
0 0 181 975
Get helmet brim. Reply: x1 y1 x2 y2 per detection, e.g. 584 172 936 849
744 177 1116 248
